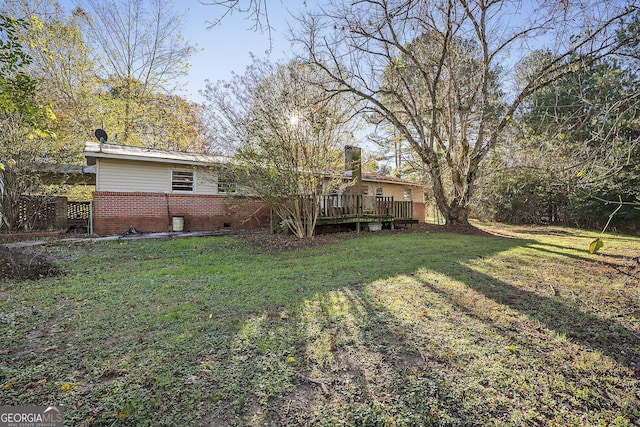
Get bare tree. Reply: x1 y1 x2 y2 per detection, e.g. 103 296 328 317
203 56 354 237
200 0 308 46
294 0 638 224
77 0 193 143
202 0 272 33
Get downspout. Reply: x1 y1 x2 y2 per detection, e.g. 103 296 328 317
165 193 171 231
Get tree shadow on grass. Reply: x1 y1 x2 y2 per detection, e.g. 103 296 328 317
526 243 640 285
410 273 639 424
185 231 637 424
10 232 638 425
420 259 640 375
196 286 480 426
193 233 530 425
530 240 639 262
194 231 640 424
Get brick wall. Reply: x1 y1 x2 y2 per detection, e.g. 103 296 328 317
92 192 270 235
413 202 426 223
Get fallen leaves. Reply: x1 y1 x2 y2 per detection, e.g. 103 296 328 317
0 246 61 280
60 382 80 391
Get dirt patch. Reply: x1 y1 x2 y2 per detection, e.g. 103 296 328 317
14 324 63 357
242 231 358 252
411 223 495 236
0 246 62 281
242 223 494 252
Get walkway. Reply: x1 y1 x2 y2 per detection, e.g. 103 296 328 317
0 230 226 249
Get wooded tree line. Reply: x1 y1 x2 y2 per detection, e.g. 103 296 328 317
479 49 640 231
0 0 207 231
2 0 639 234
1 0 207 156
210 0 638 233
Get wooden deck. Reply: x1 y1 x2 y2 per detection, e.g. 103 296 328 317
316 195 417 232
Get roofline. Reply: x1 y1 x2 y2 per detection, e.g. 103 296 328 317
362 175 423 187
84 142 229 166
84 142 423 187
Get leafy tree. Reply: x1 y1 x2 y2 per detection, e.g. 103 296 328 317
482 53 640 230
294 0 638 225
0 14 57 231
96 77 209 151
144 93 213 152
17 3 99 161
203 57 354 237
8 0 207 153
0 15 36 114
77 0 194 143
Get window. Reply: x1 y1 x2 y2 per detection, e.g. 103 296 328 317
375 187 383 196
172 170 194 192
404 187 413 201
217 171 237 194
217 181 237 194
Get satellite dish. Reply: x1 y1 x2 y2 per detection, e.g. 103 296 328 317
94 128 108 143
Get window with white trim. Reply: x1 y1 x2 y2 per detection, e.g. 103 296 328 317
404 187 413 201
172 170 194 192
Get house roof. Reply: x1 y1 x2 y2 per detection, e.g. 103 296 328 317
84 142 229 166
362 173 422 187
84 142 423 188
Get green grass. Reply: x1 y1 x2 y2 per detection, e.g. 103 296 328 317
1 225 639 426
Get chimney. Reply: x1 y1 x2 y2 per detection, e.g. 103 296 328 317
345 146 362 196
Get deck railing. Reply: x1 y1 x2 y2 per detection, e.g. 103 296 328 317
317 195 413 219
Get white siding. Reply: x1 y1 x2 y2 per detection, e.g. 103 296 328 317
96 159 218 194
196 170 218 194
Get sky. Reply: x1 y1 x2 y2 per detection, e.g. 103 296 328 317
50 0 565 106
56 0 316 104
179 0 314 103
51 0 542 106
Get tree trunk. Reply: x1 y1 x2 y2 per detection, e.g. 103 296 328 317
424 151 472 225
0 170 22 232
441 204 470 225
124 97 131 143
432 187 471 225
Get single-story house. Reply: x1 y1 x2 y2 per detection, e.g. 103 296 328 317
84 142 425 235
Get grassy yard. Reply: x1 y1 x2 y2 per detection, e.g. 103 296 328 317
1 224 639 426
